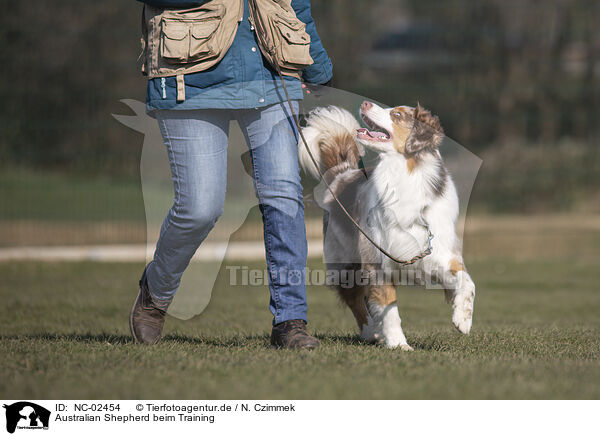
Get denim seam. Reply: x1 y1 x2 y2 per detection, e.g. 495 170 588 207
152 117 180 265
148 117 182 298
265 222 280 322
161 117 182 217
246 129 281 322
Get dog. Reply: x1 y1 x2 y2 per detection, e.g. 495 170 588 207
298 101 476 350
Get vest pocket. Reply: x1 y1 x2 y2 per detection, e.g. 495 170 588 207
273 15 312 68
190 20 220 61
161 20 190 62
159 5 224 65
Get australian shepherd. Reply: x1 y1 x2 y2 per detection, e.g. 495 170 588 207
298 101 476 350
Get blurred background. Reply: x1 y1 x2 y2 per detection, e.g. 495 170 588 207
0 0 598 253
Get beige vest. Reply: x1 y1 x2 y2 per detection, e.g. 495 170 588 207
140 0 314 101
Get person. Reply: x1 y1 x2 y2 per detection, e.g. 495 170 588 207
129 0 333 349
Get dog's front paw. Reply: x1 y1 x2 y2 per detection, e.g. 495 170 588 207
451 274 475 335
384 337 413 350
452 309 472 334
385 342 413 351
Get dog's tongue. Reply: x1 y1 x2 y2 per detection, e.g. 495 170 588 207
357 128 387 139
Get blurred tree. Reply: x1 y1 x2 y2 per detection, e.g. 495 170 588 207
0 0 145 177
398 0 600 145
0 0 598 177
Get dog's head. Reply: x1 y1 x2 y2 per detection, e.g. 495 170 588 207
357 101 444 156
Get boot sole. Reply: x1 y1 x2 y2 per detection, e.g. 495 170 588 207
270 342 320 350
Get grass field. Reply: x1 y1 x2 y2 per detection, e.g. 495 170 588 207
2 237 599 399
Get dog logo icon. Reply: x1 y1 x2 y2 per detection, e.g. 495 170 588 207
3 402 50 434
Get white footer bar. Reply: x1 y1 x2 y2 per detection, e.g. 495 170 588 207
1 400 595 436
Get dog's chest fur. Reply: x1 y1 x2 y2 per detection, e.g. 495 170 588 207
364 152 446 217
356 151 449 262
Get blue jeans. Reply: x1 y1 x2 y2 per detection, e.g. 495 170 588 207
146 101 308 324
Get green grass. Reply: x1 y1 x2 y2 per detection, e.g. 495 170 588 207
1 255 599 399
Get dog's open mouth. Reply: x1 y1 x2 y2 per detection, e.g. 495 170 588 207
358 113 391 142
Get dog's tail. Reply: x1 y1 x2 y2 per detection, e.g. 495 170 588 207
298 106 363 179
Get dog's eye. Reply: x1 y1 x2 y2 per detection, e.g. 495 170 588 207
390 110 408 122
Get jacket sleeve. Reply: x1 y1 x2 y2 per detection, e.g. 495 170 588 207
292 0 333 84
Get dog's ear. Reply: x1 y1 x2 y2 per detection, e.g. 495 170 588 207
405 104 444 154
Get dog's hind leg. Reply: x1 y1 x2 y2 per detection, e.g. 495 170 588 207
338 286 380 343
364 284 412 350
338 286 368 330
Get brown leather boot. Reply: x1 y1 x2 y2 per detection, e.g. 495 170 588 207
270 319 320 350
129 271 168 345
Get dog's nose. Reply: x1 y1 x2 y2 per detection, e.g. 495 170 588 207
361 101 372 111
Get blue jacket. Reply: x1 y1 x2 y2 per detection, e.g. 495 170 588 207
142 0 333 111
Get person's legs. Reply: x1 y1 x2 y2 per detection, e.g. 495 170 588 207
146 109 231 306
235 102 309 325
